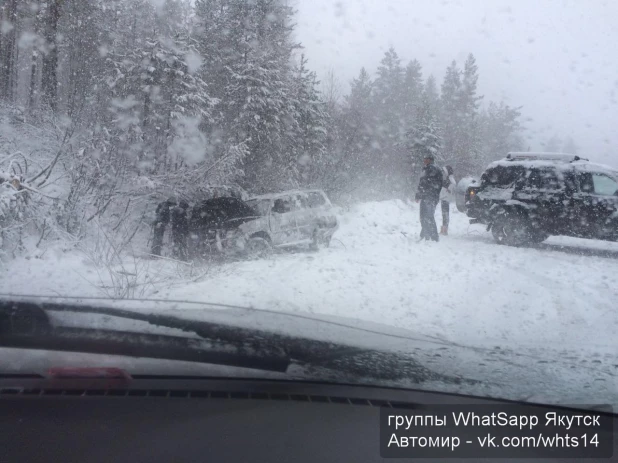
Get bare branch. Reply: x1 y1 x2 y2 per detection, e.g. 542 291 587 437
28 148 63 185
86 196 114 222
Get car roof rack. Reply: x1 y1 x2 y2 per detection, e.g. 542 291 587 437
505 152 589 163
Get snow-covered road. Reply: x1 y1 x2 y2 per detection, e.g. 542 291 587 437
3 199 618 360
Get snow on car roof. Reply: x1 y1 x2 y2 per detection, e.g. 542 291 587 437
486 157 618 178
570 161 618 176
248 189 325 201
506 152 585 161
488 159 573 169
487 159 618 175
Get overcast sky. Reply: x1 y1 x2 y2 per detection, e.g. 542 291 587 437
294 0 618 166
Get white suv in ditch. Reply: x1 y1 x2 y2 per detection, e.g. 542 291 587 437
240 189 339 255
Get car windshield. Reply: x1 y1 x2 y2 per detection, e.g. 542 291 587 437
1 0 617 413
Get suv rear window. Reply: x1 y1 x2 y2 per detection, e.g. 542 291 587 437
481 165 525 188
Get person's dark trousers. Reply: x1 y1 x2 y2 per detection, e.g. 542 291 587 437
441 200 450 228
420 199 439 241
152 201 171 256
171 207 189 261
151 222 165 256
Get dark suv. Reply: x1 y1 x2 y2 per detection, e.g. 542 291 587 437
463 152 618 246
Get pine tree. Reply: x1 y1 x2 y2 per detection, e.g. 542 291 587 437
407 94 442 182
92 0 215 181
441 54 484 175
194 0 300 193
62 0 108 118
372 47 409 197
330 67 376 198
41 0 62 110
289 55 328 187
479 101 524 166
0 0 19 101
321 68 341 116
349 68 373 108
460 54 483 118
23 0 45 109
319 68 342 191
423 75 441 115
457 53 484 173
403 59 423 122
373 47 406 142
440 61 461 164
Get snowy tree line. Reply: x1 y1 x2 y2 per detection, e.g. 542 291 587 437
0 0 529 256
1 0 329 196
323 50 529 201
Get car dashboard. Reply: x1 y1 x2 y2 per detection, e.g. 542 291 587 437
1 376 615 463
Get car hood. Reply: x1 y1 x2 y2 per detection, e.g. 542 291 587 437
1 297 615 409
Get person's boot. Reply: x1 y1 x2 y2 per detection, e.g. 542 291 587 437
440 226 447 235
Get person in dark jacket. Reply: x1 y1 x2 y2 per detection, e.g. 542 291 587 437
415 154 443 242
151 199 173 256
171 200 190 261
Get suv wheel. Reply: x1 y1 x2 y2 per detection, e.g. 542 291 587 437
246 236 272 259
492 212 533 246
529 230 549 244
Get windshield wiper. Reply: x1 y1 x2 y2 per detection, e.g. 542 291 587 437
0 300 363 374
